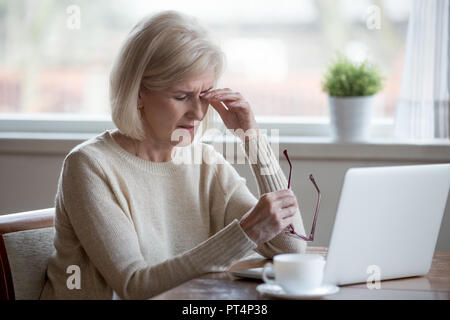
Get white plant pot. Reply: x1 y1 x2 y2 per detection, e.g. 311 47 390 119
328 96 375 142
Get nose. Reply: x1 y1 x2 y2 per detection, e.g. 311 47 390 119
186 95 208 121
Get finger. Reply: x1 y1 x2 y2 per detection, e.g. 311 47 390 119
265 195 295 212
224 100 251 110
201 89 241 101
212 92 242 102
209 99 230 117
279 206 298 219
280 214 296 230
277 195 298 209
261 191 288 208
200 88 233 97
204 93 241 102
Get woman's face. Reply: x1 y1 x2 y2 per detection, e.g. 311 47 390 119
138 72 215 147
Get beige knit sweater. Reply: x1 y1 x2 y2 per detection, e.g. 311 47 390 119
40 128 307 300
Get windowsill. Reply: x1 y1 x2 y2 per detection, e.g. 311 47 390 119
0 131 449 162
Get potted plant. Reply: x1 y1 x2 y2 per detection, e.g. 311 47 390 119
321 54 383 142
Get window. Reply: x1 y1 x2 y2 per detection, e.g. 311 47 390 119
0 0 411 134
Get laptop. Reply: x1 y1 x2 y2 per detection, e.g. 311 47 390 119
231 164 450 286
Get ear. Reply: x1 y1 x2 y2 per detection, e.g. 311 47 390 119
137 85 145 108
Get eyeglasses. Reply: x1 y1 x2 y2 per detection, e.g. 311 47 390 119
282 149 321 241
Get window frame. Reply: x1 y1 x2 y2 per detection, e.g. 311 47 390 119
0 114 394 139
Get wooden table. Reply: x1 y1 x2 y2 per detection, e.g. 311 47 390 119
152 247 450 300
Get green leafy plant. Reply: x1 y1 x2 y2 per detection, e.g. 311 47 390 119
321 54 384 97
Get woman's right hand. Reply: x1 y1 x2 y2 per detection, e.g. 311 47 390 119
239 189 299 244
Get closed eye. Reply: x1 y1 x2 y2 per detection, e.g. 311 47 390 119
172 86 213 101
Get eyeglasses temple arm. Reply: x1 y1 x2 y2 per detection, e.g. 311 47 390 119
283 150 294 233
286 174 321 242
283 150 322 242
283 149 292 189
308 174 321 241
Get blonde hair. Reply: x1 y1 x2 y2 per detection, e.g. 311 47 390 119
109 10 226 141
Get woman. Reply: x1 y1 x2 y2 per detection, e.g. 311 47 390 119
40 10 307 300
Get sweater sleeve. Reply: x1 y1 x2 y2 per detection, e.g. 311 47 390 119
60 150 256 300
217 133 307 258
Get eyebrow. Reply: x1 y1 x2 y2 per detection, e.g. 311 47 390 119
172 87 213 95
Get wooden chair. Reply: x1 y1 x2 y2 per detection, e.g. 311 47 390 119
0 208 55 300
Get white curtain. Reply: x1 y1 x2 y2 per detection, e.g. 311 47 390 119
395 0 450 140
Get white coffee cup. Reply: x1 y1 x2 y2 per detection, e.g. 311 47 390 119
262 253 326 294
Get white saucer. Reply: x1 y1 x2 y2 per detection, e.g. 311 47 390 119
256 283 340 299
